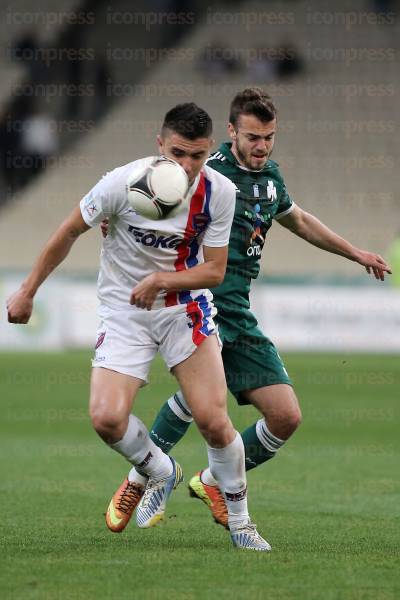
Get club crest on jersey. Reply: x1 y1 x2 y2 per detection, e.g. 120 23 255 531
192 213 209 233
266 180 277 203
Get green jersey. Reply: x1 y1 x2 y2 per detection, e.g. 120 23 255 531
208 142 294 340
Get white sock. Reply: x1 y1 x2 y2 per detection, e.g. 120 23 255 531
202 419 285 487
207 432 249 529
167 390 193 422
126 394 193 486
128 467 148 486
200 468 217 487
110 414 172 480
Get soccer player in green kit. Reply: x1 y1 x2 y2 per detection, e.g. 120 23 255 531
105 88 391 536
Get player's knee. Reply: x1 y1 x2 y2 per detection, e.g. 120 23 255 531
90 405 122 437
285 406 302 434
266 406 302 439
196 415 233 447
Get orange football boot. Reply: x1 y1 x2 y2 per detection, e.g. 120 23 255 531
106 478 145 533
188 471 228 529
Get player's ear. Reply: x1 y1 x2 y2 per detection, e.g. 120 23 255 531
228 123 236 140
156 134 163 151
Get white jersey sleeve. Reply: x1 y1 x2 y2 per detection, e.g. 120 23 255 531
202 170 236 248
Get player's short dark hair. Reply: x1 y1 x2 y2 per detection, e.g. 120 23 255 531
229 87 277 127
161 103 213 140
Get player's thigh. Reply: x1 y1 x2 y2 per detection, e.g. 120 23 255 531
222 331 292 406
89 367 143 426
172 335 228 424
90 306 157 426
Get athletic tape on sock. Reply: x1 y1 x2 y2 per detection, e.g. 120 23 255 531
255 419 285 454
167 391 193 422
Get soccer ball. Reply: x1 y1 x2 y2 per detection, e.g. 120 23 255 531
126 157 190 220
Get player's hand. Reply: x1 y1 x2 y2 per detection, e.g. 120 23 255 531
7 288 34 324
101 218 109 238
130 273 163 310
355 250 392 281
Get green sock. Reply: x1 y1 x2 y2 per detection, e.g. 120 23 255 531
150 395 192 454
241 420 284 471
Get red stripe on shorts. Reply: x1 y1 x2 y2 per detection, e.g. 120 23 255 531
165 173 206 307
186 300 207 346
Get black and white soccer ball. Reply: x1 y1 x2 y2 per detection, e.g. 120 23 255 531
126 157 190 220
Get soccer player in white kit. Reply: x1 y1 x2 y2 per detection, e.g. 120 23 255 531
7 103 271 550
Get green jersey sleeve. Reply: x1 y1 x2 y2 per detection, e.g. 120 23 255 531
272 166 294 220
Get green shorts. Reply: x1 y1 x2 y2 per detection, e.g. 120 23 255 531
220 326 292 406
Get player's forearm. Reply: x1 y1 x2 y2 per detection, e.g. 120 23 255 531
295 212 360 261
22 228 80 297
158 261 226 291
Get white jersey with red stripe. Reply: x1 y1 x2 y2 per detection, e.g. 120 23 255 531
80 156 236 310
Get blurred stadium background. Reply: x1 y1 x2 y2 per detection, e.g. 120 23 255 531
0 0 399 352
0 2 399 599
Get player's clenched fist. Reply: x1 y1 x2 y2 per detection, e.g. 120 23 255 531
7 288 33 324
130 273 163 310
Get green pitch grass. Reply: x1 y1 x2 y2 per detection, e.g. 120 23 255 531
0 352 399 600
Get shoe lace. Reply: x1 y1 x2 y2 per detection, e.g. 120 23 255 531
139 478 162 510
234 522 261 539
117 482 144 514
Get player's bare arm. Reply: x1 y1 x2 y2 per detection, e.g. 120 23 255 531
7 206 90 324
278 205 391 281
130 245 228 310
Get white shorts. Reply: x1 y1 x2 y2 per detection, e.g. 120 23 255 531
92 299 219 382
